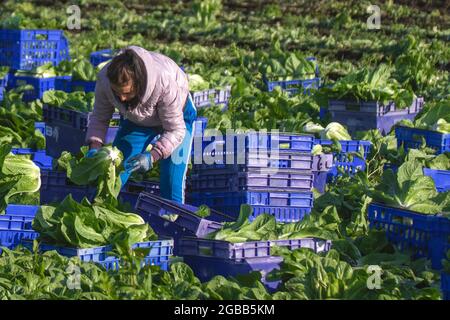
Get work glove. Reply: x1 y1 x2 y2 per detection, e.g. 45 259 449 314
86 148 98 158
125 152 153 173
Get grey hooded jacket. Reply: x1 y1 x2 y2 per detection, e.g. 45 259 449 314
85 46 189 159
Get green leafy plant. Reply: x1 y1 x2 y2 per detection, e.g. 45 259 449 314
370 159 450 214
0 145 41 213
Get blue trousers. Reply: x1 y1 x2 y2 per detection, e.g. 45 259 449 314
113 95 197 204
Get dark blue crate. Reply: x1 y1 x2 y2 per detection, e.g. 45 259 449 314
11 148 53 170
34 122 45 135
135 192 233 254
0 29 70 70
423 168 450 193
118 180 160 208
54 75 72 92
265 77 321 95
40 169 96 204
368 202 450 270
442 273 450 300
21 237 173 271
182 255 283 290
71 80 96 93
0 87 4 102
43 104 119 158
40 169 160 207
395 126 450 155
325 97 424 135
188 191 314 221
189 168 314 193
179 237 331 290
90 49 115 67
8 74 56 101
54 76 96 93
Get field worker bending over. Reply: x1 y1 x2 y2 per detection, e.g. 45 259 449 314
85 46 197 204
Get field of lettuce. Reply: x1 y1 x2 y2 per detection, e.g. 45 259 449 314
0 0 449 301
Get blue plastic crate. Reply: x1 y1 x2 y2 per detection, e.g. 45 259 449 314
189 168 314 193
118 180 160 208
395 126 450 155
0 87 4 102
214 204 312 222
8 74 56 101
40 169 96 204
90 49 115 67
0 29 70 70
54 75 72 92
179 237 331 290
54 76 96 93
325 97 424 135
188 191 314 221
21 237 173 271
10 148 53 170
442 273 450 300
0 204 40 249
43 105 119 158
40 169 159 207
0 205 38 230
182 255 282 291
71 80 96 93
265 77 321 95
423 168 450 193
135 193 234 255
192 86 231 108
190 190 314 207
0 230 39 250
368 202 450 270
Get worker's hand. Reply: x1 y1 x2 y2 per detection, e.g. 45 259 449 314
125 152 153 173
86 148 98 158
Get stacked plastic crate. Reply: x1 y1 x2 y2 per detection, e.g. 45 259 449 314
321 98 424 136
0 29 70 101
187 132 316 222
43 104 120 158
135 192 331 290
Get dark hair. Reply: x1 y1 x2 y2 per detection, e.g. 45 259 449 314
107 48 147 109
